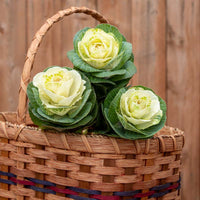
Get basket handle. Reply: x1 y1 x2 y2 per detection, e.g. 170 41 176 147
17 7 108 124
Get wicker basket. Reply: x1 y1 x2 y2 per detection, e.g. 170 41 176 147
0 7 184 200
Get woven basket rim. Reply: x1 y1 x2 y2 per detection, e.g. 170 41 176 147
6 122 184 139
1 112 184 139
0 112 184 155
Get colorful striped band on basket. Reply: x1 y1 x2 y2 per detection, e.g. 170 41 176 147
0 170 181 200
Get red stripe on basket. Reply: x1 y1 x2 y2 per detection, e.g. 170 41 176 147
133 191 155 198
165 183 179 190
91 195 120 200
48 186 78 195
10 177 35 186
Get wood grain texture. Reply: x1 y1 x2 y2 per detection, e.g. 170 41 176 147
27 0 57 78
0 0 26 111
97 0 132 41
0 0 199 199
166 0 200 200
131 0 166 100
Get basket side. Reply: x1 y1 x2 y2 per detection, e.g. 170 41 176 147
0 134 182 199
0 113 184 199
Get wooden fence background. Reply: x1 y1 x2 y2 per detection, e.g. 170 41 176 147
0 0 199 199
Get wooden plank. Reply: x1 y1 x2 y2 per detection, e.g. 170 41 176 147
0 0 26 112
0 0 9 113
97 0 132 41
166 0 200 200
51 0 63 68
131 0 166 100
27 0 54 78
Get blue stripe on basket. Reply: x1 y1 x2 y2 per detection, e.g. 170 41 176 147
67 194 96 200
114 190 139 196
150 182 171 191
150 190 169 198
0 171 16 177
68 186 101 195
0 169 181 199
0 178 16 185
26 177 56 186
27 185 56 194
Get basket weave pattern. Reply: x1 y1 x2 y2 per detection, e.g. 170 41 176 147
0 113 184 199
0 7 184 200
